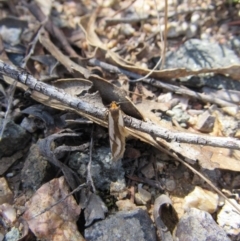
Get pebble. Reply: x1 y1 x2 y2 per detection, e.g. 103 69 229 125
217 199 240 240
4 227 20 241
141 162 155 179
183 186 219 213
195 110 215 133
116 199 138 211
171 106 190 124
85 209 157 241
0 119 31 158
186 24 198 38
0 178 13 205
174 208 231 241
21 144 50 190
135 184 151 205
120 24 135 36
110 180 127 200
191 12 201 24
165 179 176 192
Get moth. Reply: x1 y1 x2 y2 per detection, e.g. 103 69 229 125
108 101 126 161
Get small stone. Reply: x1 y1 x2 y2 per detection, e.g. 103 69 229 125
85 209 157 241
0 25 22 45
156 161 165 172
232 174 240 189
217 199 240 240
171 107 190 123
165 179 176 192
20 117 37 133
186 24 198 38
120 24 135 36
21 144 50 190
0 178 13 205
0 119 31 158
180 21 189 33
222 106 239 117
215 112 238 137
230 36 240 53
201 32 211 40
141 163 155 179
166 22 181 38
191 12 201 24
135 184 151 205
174 208 231 241
218 24 228 34
0 203 16 224
195 111 215 133
183 186 219 213
110 180 127 200
116 199 138 211
4 227 20 241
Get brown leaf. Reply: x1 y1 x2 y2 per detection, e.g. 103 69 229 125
23 177 84 241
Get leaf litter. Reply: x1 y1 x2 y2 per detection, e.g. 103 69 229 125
0 0 240 240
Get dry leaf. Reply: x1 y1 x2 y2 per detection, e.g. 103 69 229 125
23 176 84 241
108 101 125 161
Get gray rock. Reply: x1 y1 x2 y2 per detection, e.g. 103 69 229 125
195 110 215 133
230 36 240 54
85 209 157 241
4 227 20 241
163 39 240 70
181 74 240 90
174 208 231 241
21 144 50 190
68 147 125 191
217 199 240 241
170 106 190 124
0 119 31 158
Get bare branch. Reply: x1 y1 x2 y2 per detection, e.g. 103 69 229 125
88 58 238 108
1 60 240 150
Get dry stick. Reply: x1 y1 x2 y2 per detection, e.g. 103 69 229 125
1 60 240 150
26 2 77 57
88 58 238 108
22 23 45 66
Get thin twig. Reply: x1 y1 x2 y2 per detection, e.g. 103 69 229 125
1 60 240 150
88 58 238 108
28 183 87 220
